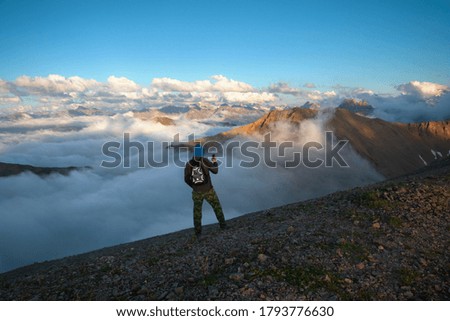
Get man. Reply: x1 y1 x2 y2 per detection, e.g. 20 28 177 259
184 143 226 236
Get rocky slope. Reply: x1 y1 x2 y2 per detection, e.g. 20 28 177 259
1 159 448 301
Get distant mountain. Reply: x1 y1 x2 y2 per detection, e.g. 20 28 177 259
0 106 113 121
152 116 176 126
134 104 267 127
0 112 33 121
158 105 192 114
0 162 82 177
338 98 374 116
300 101 321 110
67 106 106 117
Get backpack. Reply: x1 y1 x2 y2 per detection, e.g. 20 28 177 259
191 164 206 185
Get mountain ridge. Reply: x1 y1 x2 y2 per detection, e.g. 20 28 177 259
0 162 82 177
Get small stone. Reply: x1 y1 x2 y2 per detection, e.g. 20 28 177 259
157 291 169 300
258 254 269 263
344 278 353 284
378 245 384 251
208 286 219 297
419 258 428 267
229 273 244 282
404 291 414 298
372 222 381 229
225 258 235 265
240 287 255 297
356 262 365 270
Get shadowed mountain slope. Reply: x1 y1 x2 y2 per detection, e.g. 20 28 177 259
329 109 449 178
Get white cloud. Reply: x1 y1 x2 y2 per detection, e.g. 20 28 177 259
0 79 9 93
14 74 101 95
268 82 337 103
222 91 276 104
268 82 304 96
331 84 375 98
0 96 21 103
151 75 255 93
151 77 212 92
107 76 141 92
210 75 254 92
149 75 275 105
395 81 449 99
303 83 316 89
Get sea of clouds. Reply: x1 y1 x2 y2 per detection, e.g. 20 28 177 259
0 107 384 273
0 74 448 273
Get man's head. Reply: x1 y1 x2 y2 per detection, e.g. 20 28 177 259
194 143 203 158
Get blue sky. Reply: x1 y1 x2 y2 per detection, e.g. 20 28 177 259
0 0 449 94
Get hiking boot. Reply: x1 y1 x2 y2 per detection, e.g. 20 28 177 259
195 232 206 242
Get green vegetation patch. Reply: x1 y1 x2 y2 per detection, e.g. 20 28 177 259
344 208 377 222
352 190 391 210
293 203 317 213
388 216 403 228
201 273 221 286
397 268 419 286
144 256 160 267
352 190 399 210
338 242 369 262
254 264 350 299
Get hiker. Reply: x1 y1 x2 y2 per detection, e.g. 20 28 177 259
184 143 226 236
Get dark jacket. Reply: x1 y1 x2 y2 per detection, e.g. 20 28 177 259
184 157 218 193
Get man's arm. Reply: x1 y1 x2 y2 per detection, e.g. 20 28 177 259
184 163 193 186
203 158 218 174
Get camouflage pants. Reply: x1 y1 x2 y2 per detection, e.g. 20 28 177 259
192 188 225 234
